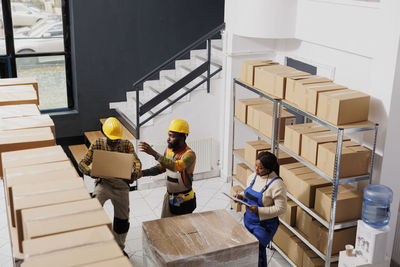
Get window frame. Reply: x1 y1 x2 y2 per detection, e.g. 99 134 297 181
0 0 74 111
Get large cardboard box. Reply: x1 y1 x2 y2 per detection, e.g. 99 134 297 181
244 140 271 167
296 207 314 238
235 98 270 124
0 77 38 99
236 163 253 187
303 249 325 267
317 89 370 125
273 224 294 254
240 60 278 85
230 185 244 212
142 210 259 266
279 200 297 227
248 104 296 140
274 225 307 266
293 172 331 208
80 257 133 267
4 160 75 180
21 240 123 267
247 102 273 129
280 162 313 184
91 150 134 179
0 104 40 119
288 237 309 267
2 146 68 179
0 115 55 135
0 84 38 106
0 127 55 177
315 184 363 223
317 141 371 178
301 131 350 165
22 199 111 243
286 76 332 106
254 65 310 98
303 83 347 115
284 123 328 155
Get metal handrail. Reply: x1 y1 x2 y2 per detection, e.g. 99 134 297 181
132 23 225 89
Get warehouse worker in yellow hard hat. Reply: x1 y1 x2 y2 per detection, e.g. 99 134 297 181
78 117 141 255
137 119 196 218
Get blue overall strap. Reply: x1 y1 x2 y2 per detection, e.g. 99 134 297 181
249 174 258 187
261 177 282 193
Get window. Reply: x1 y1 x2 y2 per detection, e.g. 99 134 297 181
0 0 73 111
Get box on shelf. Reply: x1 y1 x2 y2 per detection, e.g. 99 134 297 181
294 172 331 208
280 162 313 184
317 141 371 178
230 185 244 212
317 89 370 125
254 65 310 98
274 225 308 266
236 98 270 124
244 140 271 167
288 237 309 267
314 184 363 223
301 131 350 165
21 240 122 267
236 163 253 187
286 76 332 106
0 104 40 119
240 60 278 85
273 224 294 255
303 83 347 115
247 102 273 129
91 150 134 180
142 210 259 266
0 115 55 135
279 200 297 227
319 225 357 255
296 207 314 238
276 150 297 166
0 84 38 106
284 123 328 155
21 199 111 249
303 249 325 267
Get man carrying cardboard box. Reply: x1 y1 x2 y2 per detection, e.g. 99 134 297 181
78 117 141 253
138 119 197 218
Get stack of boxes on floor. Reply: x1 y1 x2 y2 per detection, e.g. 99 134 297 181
0 78 132 267
232 60 372 266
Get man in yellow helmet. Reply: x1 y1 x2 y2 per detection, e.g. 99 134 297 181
78 117 141 253
138 119 197 218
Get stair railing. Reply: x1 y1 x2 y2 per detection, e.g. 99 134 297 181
126 23 225 139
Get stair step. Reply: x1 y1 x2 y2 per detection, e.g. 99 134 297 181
100 118 135 140
163 76 190 102
68 144 89 176
84 131 105 146
194 55 222 69
210 39 222 51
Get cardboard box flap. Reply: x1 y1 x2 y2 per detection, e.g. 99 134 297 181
23 225 113 256
91 150 134 179
305 82 346 90
5 160 74 178
304 131 350 143
0 115 54 131
7 168 78 188
317 184 362 200
0 127 54 144
323 89 370 100
0 104 40 119
0 84 35 92
13 177 85 196
297 76 332 85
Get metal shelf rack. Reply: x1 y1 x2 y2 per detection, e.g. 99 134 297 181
230 78 379 267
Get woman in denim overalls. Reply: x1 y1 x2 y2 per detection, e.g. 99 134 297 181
235 152 287 267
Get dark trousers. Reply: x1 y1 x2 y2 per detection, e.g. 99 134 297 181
259 244 267 267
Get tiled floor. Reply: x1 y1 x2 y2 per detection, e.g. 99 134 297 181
0 177 291 267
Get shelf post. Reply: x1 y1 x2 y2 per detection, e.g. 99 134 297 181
369 124 379 184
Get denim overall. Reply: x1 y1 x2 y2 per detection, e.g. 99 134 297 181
244 175 281 267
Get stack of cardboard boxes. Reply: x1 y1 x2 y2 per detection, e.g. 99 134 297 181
0 77 131 266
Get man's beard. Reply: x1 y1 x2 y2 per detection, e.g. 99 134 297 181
168 141 178 149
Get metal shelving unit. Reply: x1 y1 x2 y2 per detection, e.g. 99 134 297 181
270 242 297 267
230 78 379 267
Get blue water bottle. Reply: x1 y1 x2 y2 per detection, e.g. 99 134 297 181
362 184 393 228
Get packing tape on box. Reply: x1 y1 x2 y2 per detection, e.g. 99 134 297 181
14 186 84 198
24 208 104 223
292 124 323 131
24 239 115 259
306 83 337 89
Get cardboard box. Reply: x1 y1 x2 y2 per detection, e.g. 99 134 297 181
301 131 350 165
315 184 363 223
303 83 347 115
0 84 38 106
303 249 325 267
0 77 38 99
249 104 296 140
287 237 309 267
91 150 134 179
244 140 271 167
276 150 297 166
280 162 313 182
236 98 270 124
254 65 310 98
21 240 123 267
2 145 68 179
273 224 294 254
279 200 297 227
0 127 55 178
247 102 273 129
293 172 331 208
230 185 244 212
284 123 328 155
286 76 332 105
0 104 40 119
236 163 252 187
4 160 75 180
240 60 278 85
22 199 111 242
80 257 133 267
274 225 307 266
317 141 371 178
317 89 370 125
296 207 314 238
0 115 55 135
142 210 259 266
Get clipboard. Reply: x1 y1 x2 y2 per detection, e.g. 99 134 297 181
222 192 251 207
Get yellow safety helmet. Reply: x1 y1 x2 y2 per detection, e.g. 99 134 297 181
102 117 123 140
166 119 189 134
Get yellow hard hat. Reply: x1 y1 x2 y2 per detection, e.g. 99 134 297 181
166 119 189 134
102 117 123 140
